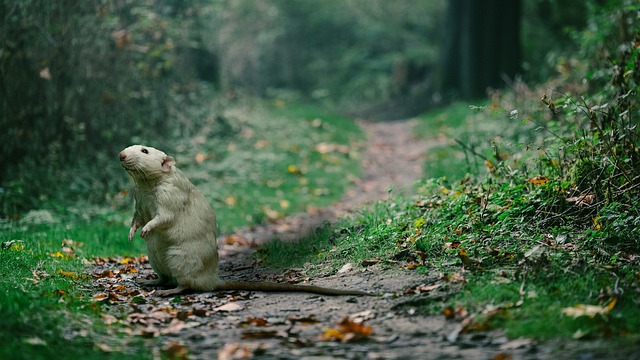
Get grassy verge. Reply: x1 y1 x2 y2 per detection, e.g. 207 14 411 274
173 99 363 231
0 219 148 359
261 95 640 341
0 98 364 358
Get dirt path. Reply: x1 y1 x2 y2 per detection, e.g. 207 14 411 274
225 119 443 246
201 120 544 359
93 119 610 359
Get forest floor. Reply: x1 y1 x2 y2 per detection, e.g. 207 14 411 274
93 119 634 359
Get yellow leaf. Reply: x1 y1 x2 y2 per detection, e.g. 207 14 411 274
57 270 78 279
321 328 345 341
561 299 616 318
224 195 237 207
287 164 303 174
528 175 549 185
592 216 601 230
413 218 426 228
279 200 290 209
50 252 66 258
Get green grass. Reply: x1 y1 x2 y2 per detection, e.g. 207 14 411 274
172 99 364 231
0 220 149 359
259 201 409 270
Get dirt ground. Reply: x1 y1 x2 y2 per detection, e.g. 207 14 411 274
95 119 639 359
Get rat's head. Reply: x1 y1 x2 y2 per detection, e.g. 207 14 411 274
119 145 176 183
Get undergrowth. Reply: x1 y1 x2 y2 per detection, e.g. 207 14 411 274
261 2 640 340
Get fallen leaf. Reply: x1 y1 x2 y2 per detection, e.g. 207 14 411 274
561 299 617 318
95 343 116 352
224 195 237 206
405 283 442 295
92 292 109 302
101 314 119 325
240 317 269 327
441 271 467 283
288 315 320 325
493 353 513 360
50 251 68 259
361 258 380 267
24 337 47 346
566 193 595 206
527 175 549 185
162 342 188 360
349 310 375 323
287 164 304 174
337 263 354 274
498 338 535 351
57 270 79 279
406 263 419 270
321 317 373 342
218 343 252 360
215 302 243 312
321 328 345 342
2 239 24 250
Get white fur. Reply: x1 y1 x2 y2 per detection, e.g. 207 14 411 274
120 145 221 294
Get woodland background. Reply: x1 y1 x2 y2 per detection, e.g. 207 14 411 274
0 0 630 217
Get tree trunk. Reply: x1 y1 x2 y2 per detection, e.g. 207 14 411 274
438 0 522 99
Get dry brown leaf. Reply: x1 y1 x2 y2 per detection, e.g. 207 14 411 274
321 317 373 342
218 343 252 360
288 315 320 325
215 302 243 312
162 342 189 360
361 258 380 267
566 193 595 206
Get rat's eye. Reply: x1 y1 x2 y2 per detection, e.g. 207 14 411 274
141 148 149 154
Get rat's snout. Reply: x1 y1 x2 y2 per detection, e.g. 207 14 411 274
119 151 127 161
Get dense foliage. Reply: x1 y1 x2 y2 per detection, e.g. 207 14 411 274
0 0 207 216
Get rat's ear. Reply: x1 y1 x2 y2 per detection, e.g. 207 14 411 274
161 156 175 173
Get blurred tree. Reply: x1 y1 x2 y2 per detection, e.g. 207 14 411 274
0 0 211 216
438 0 522 99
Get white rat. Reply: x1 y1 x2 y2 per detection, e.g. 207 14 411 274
119 145 373 296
